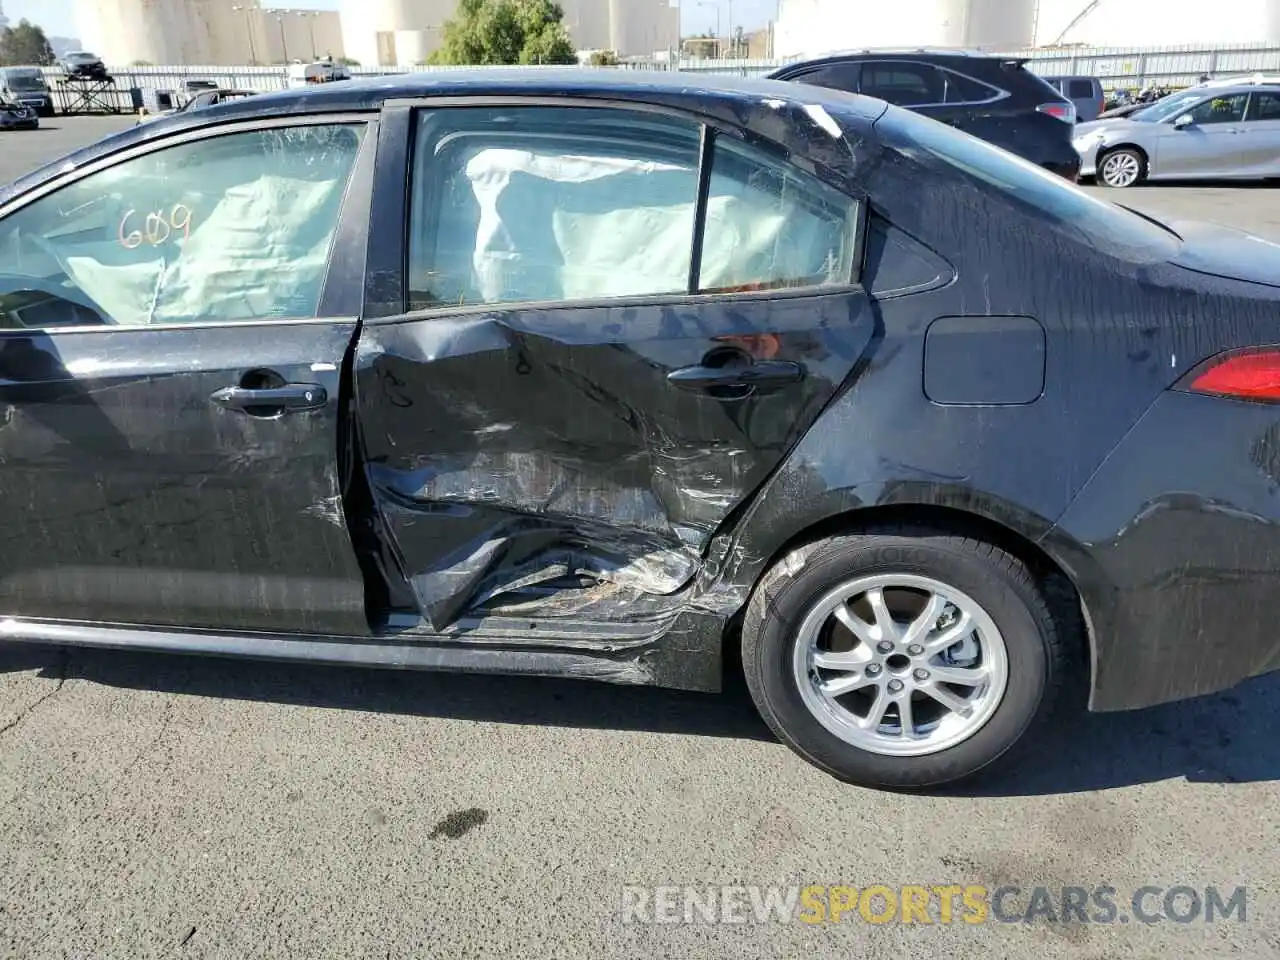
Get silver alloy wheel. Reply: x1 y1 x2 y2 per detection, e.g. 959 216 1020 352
791 573 1009 757
1100 150 1142 187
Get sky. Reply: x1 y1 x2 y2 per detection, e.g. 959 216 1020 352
3 0 780 51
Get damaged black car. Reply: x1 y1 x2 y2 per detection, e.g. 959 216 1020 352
0 69 1278 790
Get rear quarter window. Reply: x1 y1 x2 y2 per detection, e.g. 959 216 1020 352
943 71 1001 104
1068 79 1097 99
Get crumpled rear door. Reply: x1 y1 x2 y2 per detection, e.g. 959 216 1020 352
354 101 877 632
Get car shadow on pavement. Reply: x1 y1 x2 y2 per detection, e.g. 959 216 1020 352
0 641 773 743
2 642 1277 793
953 672 1280 796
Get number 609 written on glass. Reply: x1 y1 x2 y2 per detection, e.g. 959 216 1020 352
118 204 193 249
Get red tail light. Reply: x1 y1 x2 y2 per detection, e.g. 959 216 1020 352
1182 348 1280 402
1037 101 1077 124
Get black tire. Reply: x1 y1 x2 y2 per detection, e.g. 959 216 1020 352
741 528 1070 790
1096 147 1147 188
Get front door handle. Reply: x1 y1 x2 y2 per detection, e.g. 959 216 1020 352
210 383 328 414
667 360 805 394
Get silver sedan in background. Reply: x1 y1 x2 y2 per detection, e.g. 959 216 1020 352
1075 78 1280 187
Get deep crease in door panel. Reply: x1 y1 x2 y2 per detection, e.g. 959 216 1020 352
355 294 876 631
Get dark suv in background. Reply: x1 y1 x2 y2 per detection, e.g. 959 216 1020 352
59 51 109 81
768 50 1081 180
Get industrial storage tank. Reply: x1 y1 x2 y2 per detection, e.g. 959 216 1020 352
774 0 1036 60
75 0 213 66
955 0 1038 50
776 0 1279 58
607 0 678 57
1034 0 1280 46
338 0 453 66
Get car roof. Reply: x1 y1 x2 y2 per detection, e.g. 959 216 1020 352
3 68 887 204
771 48 1028 70
767 49 1034 80
788 47 1008 59
1183 82 1280 95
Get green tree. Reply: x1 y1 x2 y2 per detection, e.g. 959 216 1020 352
429 0 577 66
0 20 56 67
588 49 618 66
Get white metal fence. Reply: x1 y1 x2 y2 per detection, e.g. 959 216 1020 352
33 41 1280 104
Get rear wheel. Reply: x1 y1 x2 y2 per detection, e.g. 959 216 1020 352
741 529 1069 789
1097 147 1146 188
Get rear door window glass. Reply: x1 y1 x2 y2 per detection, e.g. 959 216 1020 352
860 62 945 106
1248 92 1280 120
700 136 858 294
407 106 702 308
1068 79 1096 99
788 63 861 93
0 124 365 328
407 106 861 309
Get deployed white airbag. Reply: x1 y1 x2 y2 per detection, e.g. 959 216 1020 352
61 175 344 325
450 145 836 304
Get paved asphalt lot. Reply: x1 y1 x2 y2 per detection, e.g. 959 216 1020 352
1 118 1279 959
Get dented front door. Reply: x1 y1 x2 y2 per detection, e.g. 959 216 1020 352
354 102 876 631
0 118 375 635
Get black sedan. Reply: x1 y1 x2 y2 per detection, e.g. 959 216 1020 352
0 69 1277 790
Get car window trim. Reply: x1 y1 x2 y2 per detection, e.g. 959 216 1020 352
0 112 377 335
317 115 380 319
383 94 863 192
365 283 868 330
855 58 1009 108
688 124 715 294
375 95 867 323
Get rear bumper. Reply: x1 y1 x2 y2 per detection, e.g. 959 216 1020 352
1043 157 1082 181
1048 390 1280 711
1019 137 1081 181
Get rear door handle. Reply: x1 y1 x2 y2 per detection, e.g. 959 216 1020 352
210 383 328 413
667 360 805 394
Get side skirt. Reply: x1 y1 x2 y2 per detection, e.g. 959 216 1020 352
0 613 726 692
